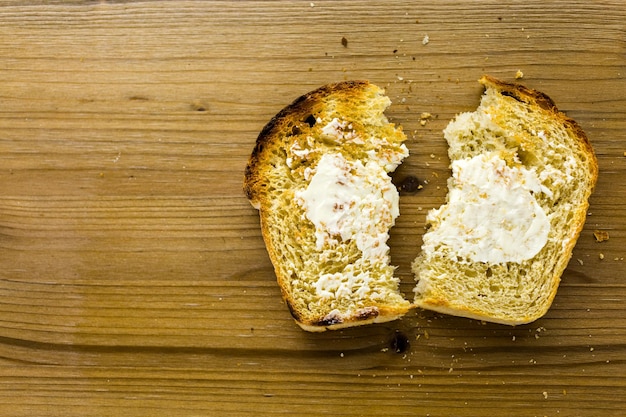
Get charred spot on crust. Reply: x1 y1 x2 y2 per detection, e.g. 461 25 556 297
356 307 379 320
532 92 558 111
316 315 343 327
304 114 317 127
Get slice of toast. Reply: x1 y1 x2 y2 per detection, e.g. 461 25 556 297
245 81 411 331
411 75 598 325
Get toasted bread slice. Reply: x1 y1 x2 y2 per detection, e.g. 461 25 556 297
411 75 598 325
245 81 411 331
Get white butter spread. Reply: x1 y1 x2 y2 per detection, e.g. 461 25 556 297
295 152 399 262
315 268 373 300
321 118 361 143
423 152 550 264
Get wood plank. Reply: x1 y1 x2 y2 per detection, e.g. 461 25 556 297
0 0 625 415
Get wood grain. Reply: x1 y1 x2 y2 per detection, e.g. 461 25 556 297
0 0 625 415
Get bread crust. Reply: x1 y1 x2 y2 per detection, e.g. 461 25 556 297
245 81 410 331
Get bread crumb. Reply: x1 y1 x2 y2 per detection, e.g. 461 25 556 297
577 259 584 266
515 70 524 79
422 34 429 45
341 37 348 47
599 253 605 260
419 112 432 126
543 391 548 399
593 230 609 242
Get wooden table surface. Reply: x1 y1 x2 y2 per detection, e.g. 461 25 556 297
0 1 625 416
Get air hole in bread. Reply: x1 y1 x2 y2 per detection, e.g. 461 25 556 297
291 125 302 136
516 149 540 166
304 114 317 127
500 90 524 103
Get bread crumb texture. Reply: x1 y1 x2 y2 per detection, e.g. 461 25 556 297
245 81 410 331
412 75 598 325
593 230 609 242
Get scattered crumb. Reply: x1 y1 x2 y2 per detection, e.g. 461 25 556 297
422 34 429 45
340 352 344 357
515 70 524 79
543 391 549 399
593 230 610 242
599 253 605 260
423 330 430 339
419 112 432 126
577 259 584 266
310 2 315 7
623 151 626 157
341 37 348 47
